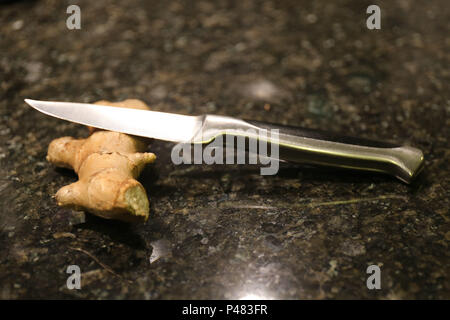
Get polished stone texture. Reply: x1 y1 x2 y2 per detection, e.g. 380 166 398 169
0 0 448 299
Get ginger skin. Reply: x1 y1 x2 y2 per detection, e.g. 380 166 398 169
46 99 156 223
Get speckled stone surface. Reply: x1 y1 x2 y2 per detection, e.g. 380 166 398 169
0 0 449 299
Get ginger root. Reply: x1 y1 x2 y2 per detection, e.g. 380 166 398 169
47 99 156 223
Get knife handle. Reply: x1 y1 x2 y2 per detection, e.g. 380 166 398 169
242 120 424 183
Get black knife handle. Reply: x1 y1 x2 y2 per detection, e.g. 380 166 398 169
245 120 399 148
195 115 424 183
242 119 424 183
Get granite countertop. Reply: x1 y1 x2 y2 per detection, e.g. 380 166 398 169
0 0 448 299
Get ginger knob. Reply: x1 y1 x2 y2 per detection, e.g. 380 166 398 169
46 99 156 223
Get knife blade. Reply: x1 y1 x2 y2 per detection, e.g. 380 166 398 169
25 99 424 183
25 99 202 143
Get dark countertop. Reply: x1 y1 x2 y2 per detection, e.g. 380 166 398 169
0 0 448 299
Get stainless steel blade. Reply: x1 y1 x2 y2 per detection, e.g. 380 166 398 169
25 99 203 142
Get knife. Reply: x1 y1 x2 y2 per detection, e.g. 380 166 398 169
24 99 424 183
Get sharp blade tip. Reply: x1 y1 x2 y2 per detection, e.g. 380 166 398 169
24 98 38 106
24 99 48 112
